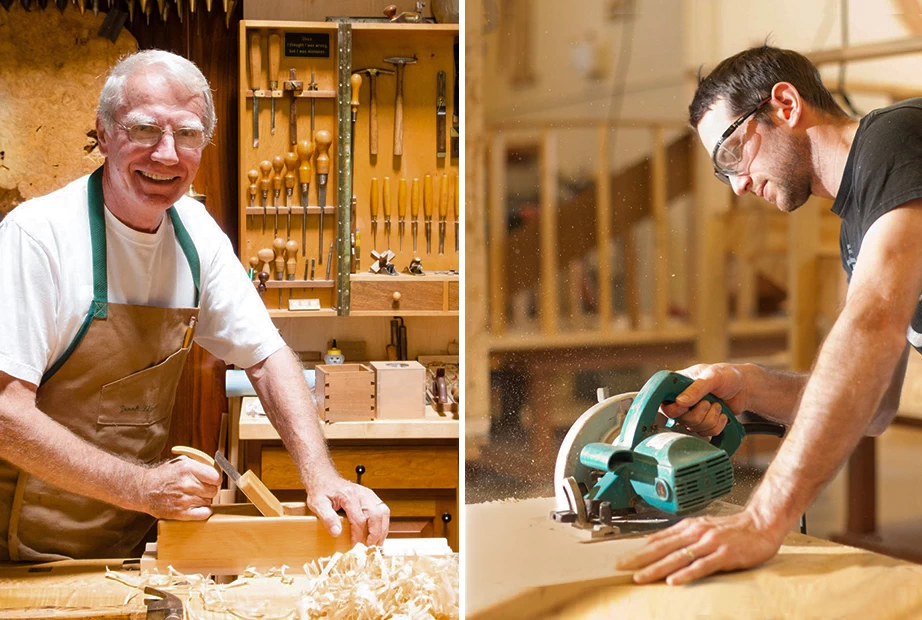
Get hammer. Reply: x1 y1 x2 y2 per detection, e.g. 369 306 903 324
384 56 417 157
352 67 394 156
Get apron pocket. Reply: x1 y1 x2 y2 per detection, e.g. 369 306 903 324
97 346 190 463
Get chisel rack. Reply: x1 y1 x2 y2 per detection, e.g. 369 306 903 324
238 20 459 317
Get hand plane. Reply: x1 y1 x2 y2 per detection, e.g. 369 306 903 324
551 370 784 540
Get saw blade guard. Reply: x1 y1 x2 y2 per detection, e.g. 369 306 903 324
616 371 745 457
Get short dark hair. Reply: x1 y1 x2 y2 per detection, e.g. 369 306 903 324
689 45 847 128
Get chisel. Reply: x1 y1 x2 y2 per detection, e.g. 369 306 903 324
271 156 283 236
284 151 298 244
297 139 314 258
248 32 261 148
411 178 420 253
453 173 459 253
268 33 281 136
370 177 379 249
438 173 447 254
436 70 447 158
286 239 298 281
424 174 433 254
273 237 285 308
214 451 284 517
326 241 334 280
398 178 407 252
315 129 332 263
247 169 258 229
259 160 272 233
383 176 392 250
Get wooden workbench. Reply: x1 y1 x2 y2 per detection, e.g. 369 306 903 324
467 497 922 619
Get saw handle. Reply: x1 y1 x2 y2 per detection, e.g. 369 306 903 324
645 371 746 457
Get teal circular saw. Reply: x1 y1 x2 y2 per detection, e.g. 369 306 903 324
551 370 784 540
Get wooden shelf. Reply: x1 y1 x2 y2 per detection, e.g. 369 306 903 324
488 326 698 352
240 398 459 440
245 205 335 216
350 273 459 282
259 279 334 289
244 89 336 99
351 23 459 33
267 308 337 318
349 310 459 317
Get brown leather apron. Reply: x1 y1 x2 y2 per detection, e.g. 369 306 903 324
0 167 201 561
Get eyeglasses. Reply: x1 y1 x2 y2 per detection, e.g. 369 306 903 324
117 122 208 150
711 98 770 185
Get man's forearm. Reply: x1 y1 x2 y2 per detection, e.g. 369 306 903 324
738 363 808 425
0 378 148 511
748 306 906 532
246 347 338 489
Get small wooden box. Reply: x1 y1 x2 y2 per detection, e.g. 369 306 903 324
315 364 376 422
370 361 426 420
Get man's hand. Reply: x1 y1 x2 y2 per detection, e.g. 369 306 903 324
307 475 390 546
137 456 221 520
615 509 786 585
662 363 749 437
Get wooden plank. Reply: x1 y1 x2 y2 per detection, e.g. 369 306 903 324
488 326 698 352
650 126 669 328
596 125 612 332
153 504 352 575
806 35 922 65
540 130 559 336
788 198 822 371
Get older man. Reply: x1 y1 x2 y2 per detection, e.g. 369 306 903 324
618 45 922 583
0 50 388 561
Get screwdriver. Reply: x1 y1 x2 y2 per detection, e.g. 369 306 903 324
271 156 283 236
315 130 332 263
247 169 258 229
297 140 314 258
284 151 298 244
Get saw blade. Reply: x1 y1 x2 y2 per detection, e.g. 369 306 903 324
553 391 636 513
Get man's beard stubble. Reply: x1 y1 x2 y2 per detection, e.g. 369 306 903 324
771 131 813 213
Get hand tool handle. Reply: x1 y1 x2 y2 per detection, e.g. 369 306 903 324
297 139 314 168
383 176 392 218
257 247 274 273
398 178 407 217
259 159 272 181
452 173 459 219
370 177 379 218
273 237 285 279
315 130 332 175
248 256 259 273
284 151 298 173
439 174 448 218
286 238 298 257
247 168 259 185
285 172 295 193
638 370 746 457
248 32 261 91
424 174 433 217
394 64 404 155
351 72 362 111
239 470 285 517
411 178 420 218
268 33 280 88
272 155 284 184
171 445 219 471
369 73 379 155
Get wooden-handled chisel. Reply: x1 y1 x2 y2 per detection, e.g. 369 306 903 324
411 178 420 253
284 151 298 243
398 178 407 252
297 139 314 259
248 33 261 148
424 174 433 254
315 129 332 263
438 173 448 254
370 177 379 249
214 451 284 517
259 160 272 233
383 176 392 250
268 33 281 136
272 156 284 236
436 70 447 158
452 38 459 159
453 173 460 253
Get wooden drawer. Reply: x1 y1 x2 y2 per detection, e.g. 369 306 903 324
261 445 459 491
351 279 443 311
379 493 458 551
448 281 459 310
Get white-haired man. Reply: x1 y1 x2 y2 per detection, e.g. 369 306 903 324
0 50 389 561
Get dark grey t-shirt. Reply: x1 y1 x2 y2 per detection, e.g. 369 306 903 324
831 98 922 353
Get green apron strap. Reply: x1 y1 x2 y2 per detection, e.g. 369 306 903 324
41 167 108 385
168 207 201 308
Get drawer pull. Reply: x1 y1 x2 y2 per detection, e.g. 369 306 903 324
441 512 452 524
355 464 366 484
392 291 401 303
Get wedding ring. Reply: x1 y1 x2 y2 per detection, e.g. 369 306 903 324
682 547 696 562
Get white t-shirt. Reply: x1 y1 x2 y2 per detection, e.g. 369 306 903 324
0 174 286 386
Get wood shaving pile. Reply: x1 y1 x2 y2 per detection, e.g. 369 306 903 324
298 544 459 619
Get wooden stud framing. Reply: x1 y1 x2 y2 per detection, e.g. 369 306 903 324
488 134 507 336
596 125 612 332
539 130 559 336
650 126 669 328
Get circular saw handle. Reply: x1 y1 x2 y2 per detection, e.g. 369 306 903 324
633 371 746 457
